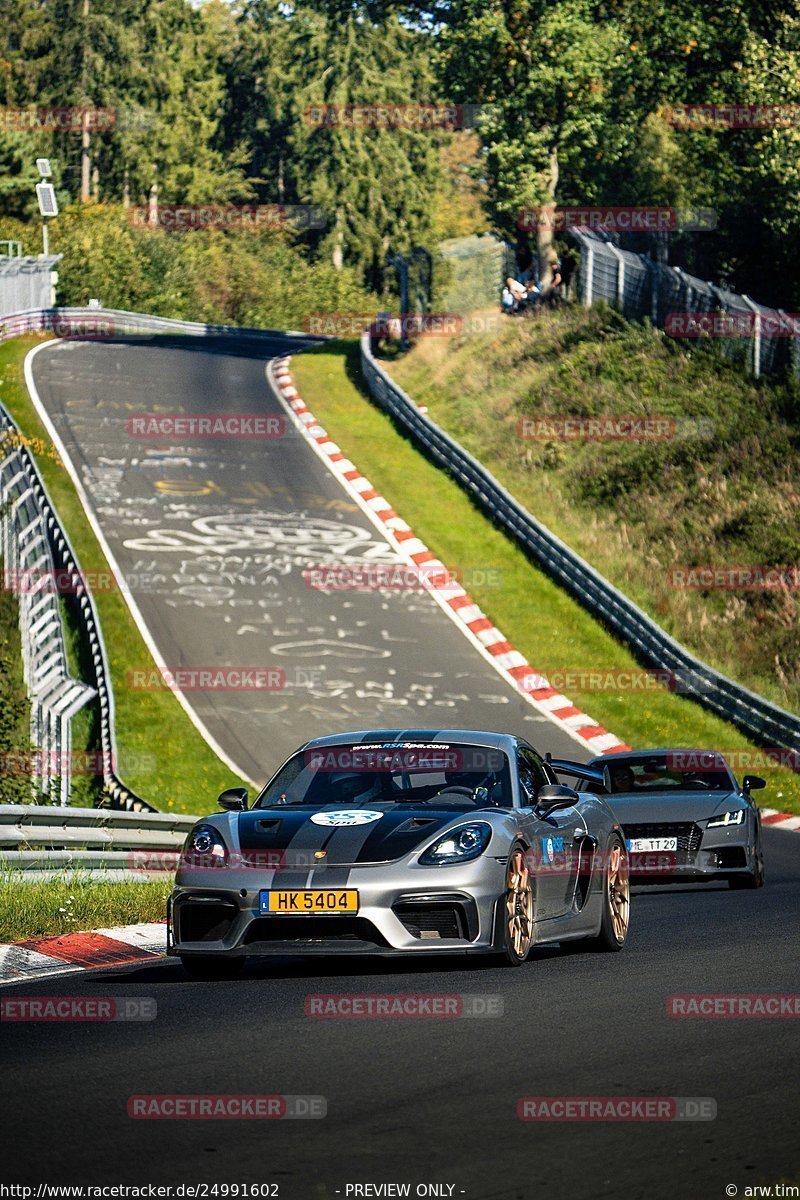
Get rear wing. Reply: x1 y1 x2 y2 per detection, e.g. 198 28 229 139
547 757 612 793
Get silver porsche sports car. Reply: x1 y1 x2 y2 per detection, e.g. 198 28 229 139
168 729 631 977
578 748 766 889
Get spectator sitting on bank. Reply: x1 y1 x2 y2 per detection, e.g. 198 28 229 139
510 276 527 305
524 279 542 306
503 276 528 314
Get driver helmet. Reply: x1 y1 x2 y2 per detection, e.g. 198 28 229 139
611 764 635 793
330 772 382 803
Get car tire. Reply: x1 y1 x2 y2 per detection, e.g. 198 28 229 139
586 832 630 951
180 955 245 980
498 844 535 966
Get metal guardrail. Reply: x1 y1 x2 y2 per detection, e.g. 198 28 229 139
0 305 325 815
0 306 323 343
0 423 96 804
0 803 196 878
360 330 800 754
0 397 155 812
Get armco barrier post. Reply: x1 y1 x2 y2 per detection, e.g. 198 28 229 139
741 295 761 380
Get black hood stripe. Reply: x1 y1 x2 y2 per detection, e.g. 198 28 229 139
237 802 466 871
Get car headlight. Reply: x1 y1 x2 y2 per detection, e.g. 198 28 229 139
182 824 227 867
419 822 492 865
707 809 746 829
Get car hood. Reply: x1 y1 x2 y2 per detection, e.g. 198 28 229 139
234 804 488 865
605 789 742 824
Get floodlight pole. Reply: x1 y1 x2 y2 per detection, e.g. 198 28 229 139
42 216 49 257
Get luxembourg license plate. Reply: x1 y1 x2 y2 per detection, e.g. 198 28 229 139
260 889 359 915
627 837 678 853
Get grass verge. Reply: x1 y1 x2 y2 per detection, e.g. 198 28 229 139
0 874 169 942
0 577 35 805
0 335 245 813
291 341 800 814
387 304 800 715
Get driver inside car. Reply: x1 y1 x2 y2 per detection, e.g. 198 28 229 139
611 765 636 793
443 769 479 793
324 771 386 805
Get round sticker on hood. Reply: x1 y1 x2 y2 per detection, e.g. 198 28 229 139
310 810 384 827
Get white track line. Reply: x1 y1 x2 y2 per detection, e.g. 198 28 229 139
24 341 256 786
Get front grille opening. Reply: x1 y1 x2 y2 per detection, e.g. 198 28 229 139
393 900 473 941
622 822 703 854
713 847 748 869
178 900 238 942
242 917 388 947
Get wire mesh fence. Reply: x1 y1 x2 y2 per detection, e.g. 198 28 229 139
571 228 797 380
435 234 508 314
0 254 60 317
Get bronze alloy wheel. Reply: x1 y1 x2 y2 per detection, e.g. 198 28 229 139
504 845 534 965
586 832 631 952
606 838 631 945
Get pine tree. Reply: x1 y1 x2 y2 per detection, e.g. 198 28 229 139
285 5 443 284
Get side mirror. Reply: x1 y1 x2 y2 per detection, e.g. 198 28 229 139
743 775 766 793
218 786 249 811
535 783 579 818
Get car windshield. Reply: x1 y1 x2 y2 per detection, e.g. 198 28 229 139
580 753 734 795
255 742 513 809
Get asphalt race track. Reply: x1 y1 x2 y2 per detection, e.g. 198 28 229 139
28 335 587 783
10 336 799 1199
3 829 799 1197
